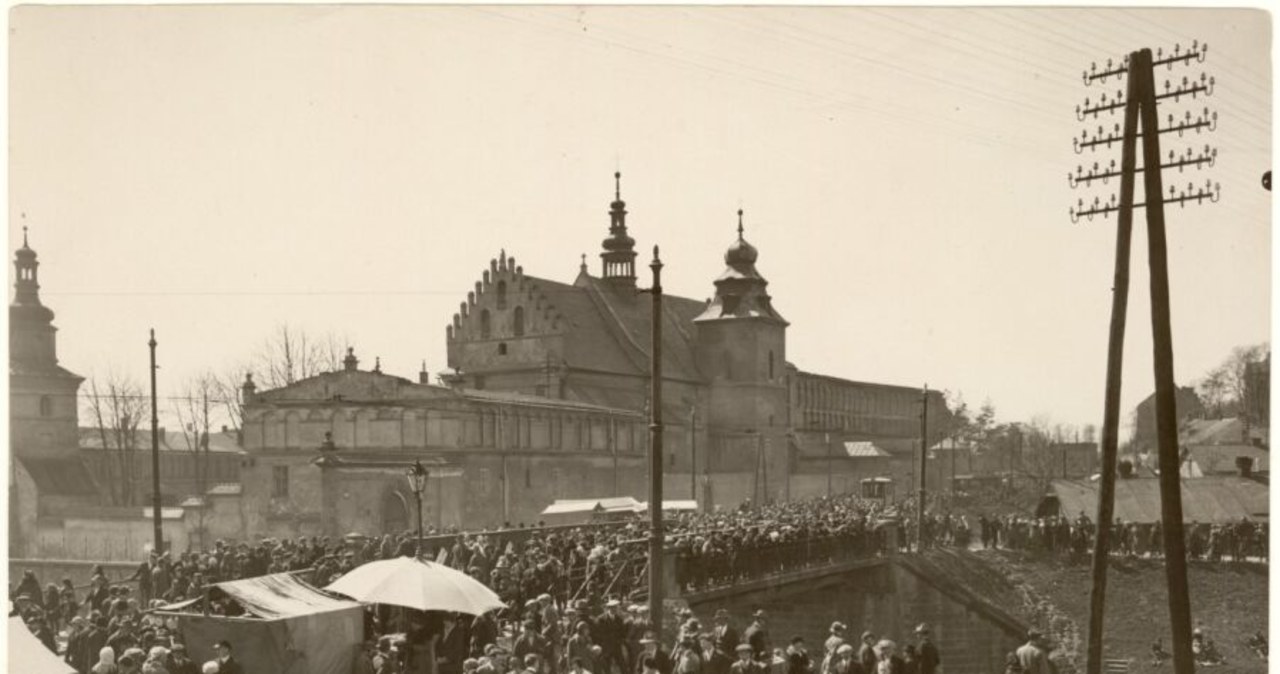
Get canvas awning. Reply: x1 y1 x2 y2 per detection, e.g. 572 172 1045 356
542 497 643 515
157 573 359 620
9 617 76 673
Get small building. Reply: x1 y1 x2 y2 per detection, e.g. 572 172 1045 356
1038 476 1269 523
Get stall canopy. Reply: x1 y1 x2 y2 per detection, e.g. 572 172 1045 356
9 616 76 673
156 573 363 674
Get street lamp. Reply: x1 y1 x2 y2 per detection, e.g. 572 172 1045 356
406 461 429 558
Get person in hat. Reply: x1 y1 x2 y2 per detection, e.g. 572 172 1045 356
830 645 857 674
568 620 600 674
730 644 762 674
856 633 877 674
514 620 551 674
1014 630 1050 674
871 640 903 674
821 623 847 674
213 640 244 674
712 609 740 655
701 632 732 674
674 635 703 674
635 631 672 674
786 636 812 674
168 643 199 674
742 611 769 662
912 624 938 674
595 599 629 674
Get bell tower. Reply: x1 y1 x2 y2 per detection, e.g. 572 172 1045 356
9 228 83 457
600 172 637 290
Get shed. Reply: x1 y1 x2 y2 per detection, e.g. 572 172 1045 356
1041 476 1269 523
156 572 364 674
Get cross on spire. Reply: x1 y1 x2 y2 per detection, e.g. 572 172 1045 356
737 209 744 239
615 171 622 200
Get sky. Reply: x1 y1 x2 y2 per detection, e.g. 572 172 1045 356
7 6 1272 434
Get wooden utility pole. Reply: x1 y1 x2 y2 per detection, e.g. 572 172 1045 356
149 329 162 555
1073 42 1216 674
917 385 928 550
646 245 664 634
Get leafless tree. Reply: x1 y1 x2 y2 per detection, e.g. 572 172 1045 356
175 372 221 550
253 324 348 389
82 370 150 506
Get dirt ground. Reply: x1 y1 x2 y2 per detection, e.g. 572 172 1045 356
951 548 1269 674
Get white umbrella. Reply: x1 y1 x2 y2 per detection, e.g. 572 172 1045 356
324 556 506 615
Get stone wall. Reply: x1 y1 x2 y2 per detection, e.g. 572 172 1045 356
686 560 1023 674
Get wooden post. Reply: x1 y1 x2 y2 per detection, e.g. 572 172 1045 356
1134 47 1195 674
1085 44 1141 674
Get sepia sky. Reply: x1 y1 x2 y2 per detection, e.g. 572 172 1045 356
7 6 1271 433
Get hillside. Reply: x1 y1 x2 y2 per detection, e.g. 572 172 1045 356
922 548 1268 674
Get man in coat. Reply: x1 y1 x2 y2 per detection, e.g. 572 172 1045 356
712 610 740 655
1015 630 1051 674
742 610 769 662
594 599 629 674
913 624 940 674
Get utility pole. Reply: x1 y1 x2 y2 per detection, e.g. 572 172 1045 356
645 246 665 635
1072 42 1216 674
826 432 833 497
149 329 162 555
690 407 697 502
917 385 928 550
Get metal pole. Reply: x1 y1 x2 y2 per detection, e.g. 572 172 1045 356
1134 47 1194 674
149 329 162 555
690 408 697 502
647 246 665 636
826 432 832 497
1085 56 1138 672
917 385 928 550
415 487 424 558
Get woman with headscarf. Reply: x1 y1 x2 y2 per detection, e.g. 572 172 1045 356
91 646 119 674
871 641 903 674
142 646 171 674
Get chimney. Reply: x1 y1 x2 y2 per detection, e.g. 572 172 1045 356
1236 456 1254 478
419 361 430 385
221 425 229 433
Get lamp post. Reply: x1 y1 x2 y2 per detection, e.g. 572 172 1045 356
406 461 429 558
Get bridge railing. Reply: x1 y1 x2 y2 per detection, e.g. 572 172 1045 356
672 525 894 594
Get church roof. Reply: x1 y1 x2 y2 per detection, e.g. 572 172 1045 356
15 456 99 497
514 272 707 382
10 359 84 381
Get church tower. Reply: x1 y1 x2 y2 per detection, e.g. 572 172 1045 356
9 229 83 457
599 172 637 291
694 211 790 499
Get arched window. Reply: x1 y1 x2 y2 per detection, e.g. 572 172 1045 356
513 306 525 337
38 395 52 417
497 281 507 309
498 342 507 356
480 310 491 339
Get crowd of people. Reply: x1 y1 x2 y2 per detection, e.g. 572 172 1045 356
10 489 1267 674
898 509 1268 563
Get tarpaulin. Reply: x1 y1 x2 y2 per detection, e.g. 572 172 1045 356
8 616 76 673
174 608 363 674
214 572 360 620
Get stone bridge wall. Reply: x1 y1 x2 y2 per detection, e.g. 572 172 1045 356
684 558 1025 674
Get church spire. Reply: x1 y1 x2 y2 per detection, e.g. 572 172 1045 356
600 171 637 290
13 225 43 308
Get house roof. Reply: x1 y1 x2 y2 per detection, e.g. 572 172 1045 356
79 428 242 453
15 456 98 497
1047 476 1269 523
843 441 892 458
1180 418 1249 445
1186 444 1269 474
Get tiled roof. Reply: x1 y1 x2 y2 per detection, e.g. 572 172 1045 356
519 273 706 382
79 428 241 453
9 360 83 380
15 456 98 497
1048 476 1269 523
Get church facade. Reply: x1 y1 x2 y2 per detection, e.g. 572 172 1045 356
241 174 950 537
